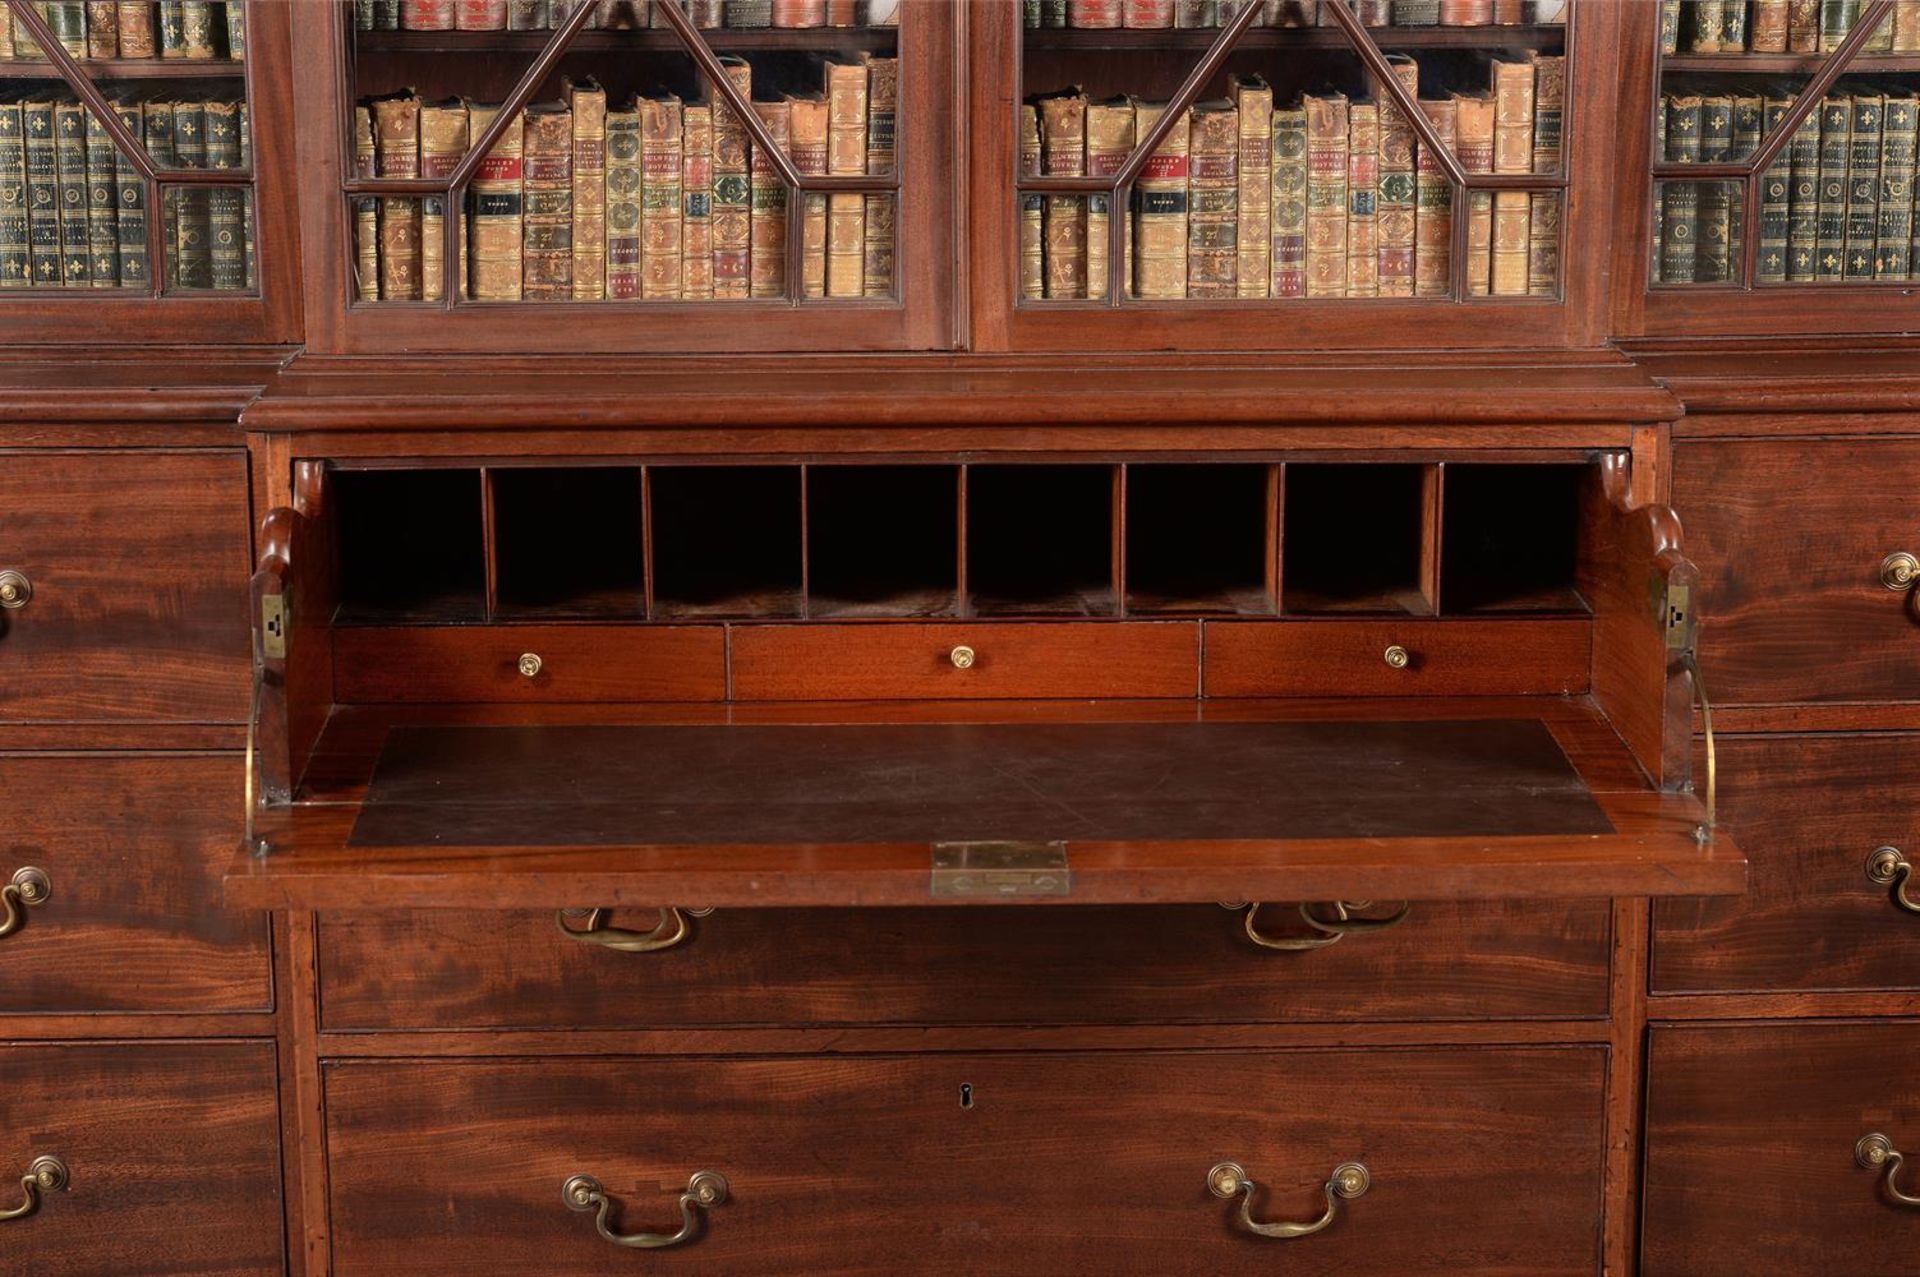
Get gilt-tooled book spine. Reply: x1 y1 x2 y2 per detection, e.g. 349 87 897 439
1232 76 1270 297
1124 0 1174 24
827 0 858 25
1785 103 1819 279
789 93 828 298
862 53 896 297
1729 94 1761 271
1018 103 1043 299
44 3 88 56
85 2 118 56
1720 0 1748 47
680 103 712 298
1343 101 1377 297
1660 0 1681 51
0 105 26 289
1413 97 1454 296
1437 0 1492 23
1269 104 1306 297
225 0 245 56
507 0 550 26
1788 0 1819 46
723 0 771 25
1041 0 1067 25
0 11 12 58
1845 93 1883 278
239 100 253 288
1750 0 1789 47
178 0 215 54
1489 58 1532 295
1187 99 1237 298
1068 0 1122 25
748 98 790 298
402 0 456 27
371 94 421 300
1267 0 1312 24
204 99 244 290
418 98 469 302
172 99 214 288
111 103 145 287
1039 90 1087 300
141 99 178 285
604 104 640 298
521 102 572 298
1526 52 1563 296
826 59 867 297
710 57 751 298
1490 0 1520 22
53 101 89 286
639 94 683 299
1882 94 1917 278
456 0 508 26
1814 95 1849 281
1756 97 1792 283
1897 0 1920 48
1374 57 1417 297
352 104 378 300
83 104 118 286
1175 0 1214 24
466 102 523 300
1866 0 1896 47
1692 95 1731 284
568 78 606 299
12 7 44 58
1818 0 1858 50
1686 0 1724 50
1302 92 1348 298
1658 95 1699 284
1454 92 1493 293
1130 99 1187 298
1395 0 1440 23
1084 98 1131 303
772 0 826 23
22 99 59 286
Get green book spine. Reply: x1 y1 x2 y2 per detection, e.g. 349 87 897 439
358 0 376 27
238 101 253 288
1727 94 1762 275
46 2 89 55
722 0 770 23
1661 0 1681 51
1819 0 1858 49
225 0 246 57
376 0 401 25
1660 95 1701 284
143 101 179 286
22 101 59 286
112 103 148 290
83 105 118 287
1695 95 1732 283
171 100 211 288
179 0 215 54
1687 0 1726 51
53 101 89 286
205 99 244 289
1878 94 1917 278
0 104 28 289
1042 0 1067 23
159 0 185 53
1756 97 1792 283
1720 0 1748 46
1815 95 1850 280
1785 104 1820 280
1845 93 1882 278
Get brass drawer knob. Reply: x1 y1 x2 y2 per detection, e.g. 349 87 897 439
0 569 29 610
564 1170 728 1249
1866 847 1919 916
1857 1134 1920 1209
1 1155 70 1224
1231 900 1413 952
1208 1159 1369 1239
1383 644 1411 669
554 906 711 953
0 867 50 940
517 652 543 679
949 645 976 670
1883 552 1920 592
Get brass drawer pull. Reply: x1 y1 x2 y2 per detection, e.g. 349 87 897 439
1857 1135 1920 1208
1867 847 1919 916
1228 901 1411 952
555 906 711 952
1382 644 1411 669
1882 552 1920 592
0 569 30 610
1208 1159 1368 1239
948 644 976 670
563 1170 728 1249
0 867 50 939
1 1156 69 1223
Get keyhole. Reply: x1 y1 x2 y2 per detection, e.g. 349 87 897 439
959 1083 974 1110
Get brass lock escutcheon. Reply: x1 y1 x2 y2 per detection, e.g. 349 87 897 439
1857 1134 1920 1209
0 867 50 940
554 907 711 952
1882 552 1920 593
0 569 30 610
1208 1160 1369 1239
1866 847 1919 916
563 1170 728 1249
1226 900 1412 951
1 1155 70 1224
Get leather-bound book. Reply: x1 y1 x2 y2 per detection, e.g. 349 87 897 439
1124 0 1174 23
171 100 213 288
1897 0 1920 48
1084 98 1132 302
179 0 216 52
225 0 245 56
1374 56 1417 297
1784 104 1819 280
507 0 549 25
827 0 856 24
53 101 90 286
45 3 88 55
596 0 642 24
568 78 605 299
371 93 421 300
1395 0 1440 23
1453 91 1494 293
1814 96 1849 281
1264 0 1310 22
159 2 185 54
1302 91 1347 297
1845 93 1883 278
1750 0 1789 46
1491 0 1519 19
605 102 641 298
141 100 177 284
1187 98 1238 297
0 12 12 57
521 101 572 298
1176 0 1215 24
402 0 457 26
1728 93 1761 269
1881 94 1917 278
1685 0 1724 50
1720 0 1748 48
1039 90 1087 300
84 105 118 286
1490 58 1532 295
1129 99 1187 297
772 0 825 23
1658 95 1700 284
466 102 523 299
1437 0 1491 22
1660 0 1681 50
204 99 244 290
1866 0 1895 47
1818 0 1857 50
457 0 508 26
680 103 712 298
352 105 378 300
1232 75 1271 297
1068 0 1122 24
85 2 117 56
13 7 44 57
239 99 253 288
789 93 828 298
1787 0 1818 46
22 99 58 286
1343 100 1377 297
110 103 145 288
1041 0 1068 25
114 0 154 55
710 57 751 298
1526 52 1563 297
638 94 682 299
1270 104 1307 296
861 52 896 297
1755 97 1791 284
1413 97 1454 295
723 0 771 24
418 98 469 302
748 98 790 298
826 58 867 296
0 104 26 289
1019 103 1043 299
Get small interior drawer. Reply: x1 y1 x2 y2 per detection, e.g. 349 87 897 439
332 625 727 703
1204 619 1592 698
326 1047 1606 1276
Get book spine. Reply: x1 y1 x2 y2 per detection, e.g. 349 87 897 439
826 59 867 297
239 100 253 289
639 95 683 299
1845 93 1882 278
1818 0 1858 50
1686 0 1725 50
1814 95 1849 281
45 2 88 55
1455 94 1494 292
710 58 751 298
1660 0 1681 51
1375 58 1418 298
1437 0 1492 21
1303 93 1348 297
1657 95 1699 284
1019 103 1044 300
1694 96 1733 284
1068 0 1122 24
0 11 12 58
521 104 573 298
53 101 89 286
178 0 216 53
748 98 790 297
372 95 421 300
789 95 828 298
418 99 470 302
1750 0 1789 47
1877 95 1916 279
722 0 771 24
1720 0 1748 46
1344 101 1377 297
0 104 25 289
1527 53 1564 297
23 100 59 286
174 101 214 288
1041 0 1068 24
1188 101 1238 298
1124 0 1174 22
1756 97 1792 283
110 102 145 288
225 0 245 56
1866 0 1896 46
772 0 826 25
826 0 856 24
83 104 117 287
1413 98 1455 296
1784 103 1820 280
1039 92 1087 300
1270 105 1307 297
1176 0 1215 22
466 103 524 300
604 105 641 299
1394 0 1439 19
1490 59 1533 295
570 80 606 299
1729 94 1762 270
1131 100 1188 298
1897 0 1920 48
401 0 457 26
862 54 896 298
1233 78 1272 298
85 1 117 56
204 99 244 290
142 100 178 285
456 0 508 24
1788 0 1819 46
681 103 712 299
353 104 379 301
506 0 550 26
1084 99 1132 301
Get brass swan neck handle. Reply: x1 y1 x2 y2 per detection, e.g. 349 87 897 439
563 1171 728 1249
1207 1160 1369 1239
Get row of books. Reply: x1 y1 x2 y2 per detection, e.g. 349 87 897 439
0 93 254 290
0 1 245 61
1660 0 1920 55
1021 54 1562 301
356 57 895 303
1657 89 1920 283
356 0 899 31
1022 0 1565 28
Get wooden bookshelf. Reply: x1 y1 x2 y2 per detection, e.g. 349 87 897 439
0 57 247 78
352 27 899 53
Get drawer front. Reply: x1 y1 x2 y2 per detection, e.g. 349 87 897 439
327 1048 1605 1276
0 1041 283 1277
333 625 727 702
317 902 1611 1031
0 754 270 1013
1652 735 1920 994
1676 439 1920 705
0 451 250 723
1204 619 1591 697
1643 1021 1920 1276
728 621 1198 700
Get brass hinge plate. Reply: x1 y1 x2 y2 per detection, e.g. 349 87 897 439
930 842 1071 900
260 594 287 660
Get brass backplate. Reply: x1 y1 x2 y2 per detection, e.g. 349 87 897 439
260 595 287 660
930 842 1071 899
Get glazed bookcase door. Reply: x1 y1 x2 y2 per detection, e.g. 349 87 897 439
1626 0 1920 335
298 0 952 353
971 0 1618 351
0 0 297 341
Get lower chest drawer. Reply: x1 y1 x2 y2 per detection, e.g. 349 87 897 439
1642 1021 1920 1277
325 1047 1606 1276
0 1041 283 1277
316 901 1611 1030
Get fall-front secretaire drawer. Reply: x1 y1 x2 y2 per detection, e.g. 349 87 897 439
1204 619 1591 697
332 625 726 702
0 451 250 722
728 621 1198 700
326 1048 1605 1276
316 900 1610 1031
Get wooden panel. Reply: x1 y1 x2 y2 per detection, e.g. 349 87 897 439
332 626 727 703
0 1041 284 1277
326 1048 1606 1275
0 754 270 1014
1642 1021 1920 1276
1652 735 1920 995
316 900 1612 1031
1676 439 1920 706
729 621 1199 700
1204 619 1591 698
0 451 251 723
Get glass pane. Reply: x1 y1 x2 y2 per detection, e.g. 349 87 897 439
0 88 167 291
162 180 256 293
1 1 246 63
1650 178 1744 286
